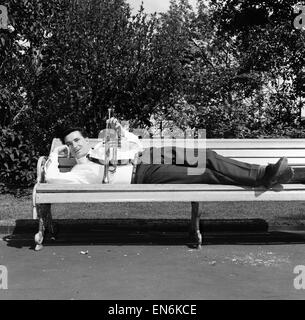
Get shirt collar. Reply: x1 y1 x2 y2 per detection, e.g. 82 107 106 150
76 154 91 164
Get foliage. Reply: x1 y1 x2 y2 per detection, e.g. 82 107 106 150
0 127 39 193
1 0 305 192
190 0 305 137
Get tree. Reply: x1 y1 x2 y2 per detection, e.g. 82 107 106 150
206 0 305 137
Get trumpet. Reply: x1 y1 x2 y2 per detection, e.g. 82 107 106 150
101 108 121 184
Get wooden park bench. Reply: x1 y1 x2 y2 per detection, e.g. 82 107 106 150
32 138 305 251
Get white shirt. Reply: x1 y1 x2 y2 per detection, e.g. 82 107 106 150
45 130 143 184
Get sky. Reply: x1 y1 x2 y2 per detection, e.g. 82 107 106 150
127 0 198 14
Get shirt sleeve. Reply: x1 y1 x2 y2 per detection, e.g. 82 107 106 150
121 128 144 152
122 129 143 149
90 129 144 160
45 153 88 184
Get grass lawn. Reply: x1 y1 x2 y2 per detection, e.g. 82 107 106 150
1 189 305 228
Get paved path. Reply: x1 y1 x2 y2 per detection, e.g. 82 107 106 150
1 231 305 300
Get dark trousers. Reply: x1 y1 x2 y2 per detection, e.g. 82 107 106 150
133 147 263 186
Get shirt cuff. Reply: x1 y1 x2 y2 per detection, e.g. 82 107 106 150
45 152 59 169
49 152 59 161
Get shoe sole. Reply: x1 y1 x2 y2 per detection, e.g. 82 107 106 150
277 167 294 184
267 157 288 187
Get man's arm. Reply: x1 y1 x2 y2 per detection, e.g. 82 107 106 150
45 146 93 184
106 117 143 148
92 118 143 160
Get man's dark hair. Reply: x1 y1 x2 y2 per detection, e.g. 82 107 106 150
59 127 88 144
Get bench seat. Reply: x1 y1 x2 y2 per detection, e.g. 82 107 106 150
35 183 305 203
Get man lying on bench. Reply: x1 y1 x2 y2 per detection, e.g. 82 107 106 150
45 118 294 188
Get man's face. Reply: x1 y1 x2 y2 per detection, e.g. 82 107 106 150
64 131 90 159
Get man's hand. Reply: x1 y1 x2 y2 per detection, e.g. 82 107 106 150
106 117 125 137
53 145 70 157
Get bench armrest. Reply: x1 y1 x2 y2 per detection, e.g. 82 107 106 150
37 156 47 183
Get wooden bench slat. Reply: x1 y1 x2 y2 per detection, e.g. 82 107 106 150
206 140 305 149
51 138 305 150
35 184 305 204
35 183 305 192
57 159 305 170
210 150 305 157
215 158 305 165
143 141 305 149
57 150 305 161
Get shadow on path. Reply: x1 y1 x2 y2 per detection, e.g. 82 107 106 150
2 218 305 250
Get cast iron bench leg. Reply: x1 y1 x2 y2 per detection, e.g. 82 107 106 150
34 204 54 251
189 201 202 249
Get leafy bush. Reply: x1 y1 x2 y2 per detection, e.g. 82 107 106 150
0 127 39 193
1 0 305 196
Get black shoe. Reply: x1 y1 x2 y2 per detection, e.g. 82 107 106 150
261 157 294 188
289 167 305 183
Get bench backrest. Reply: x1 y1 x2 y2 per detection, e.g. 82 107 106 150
50 138 305 172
